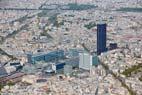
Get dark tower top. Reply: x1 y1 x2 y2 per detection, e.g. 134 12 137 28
97 23 107 55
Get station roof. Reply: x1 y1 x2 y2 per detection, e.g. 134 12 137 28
0 67 8 77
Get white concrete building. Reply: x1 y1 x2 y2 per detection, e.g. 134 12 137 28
79 52 92 70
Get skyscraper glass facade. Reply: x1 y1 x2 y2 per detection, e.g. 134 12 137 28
97 23 107 55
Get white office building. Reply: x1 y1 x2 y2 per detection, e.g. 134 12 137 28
79 52 93 70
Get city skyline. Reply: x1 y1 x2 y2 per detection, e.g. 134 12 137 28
0 0 142 95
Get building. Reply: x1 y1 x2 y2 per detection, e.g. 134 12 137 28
64 65 73 76
66 57 79 68
109 43 118 50
66 49 83 58
97 23 107 55
43 61 66 74
56 61 66 70
27 50 65 64
79 52 99 70
79 52 92 70
27 52 33 64
92 54 99 66
0 67 8 77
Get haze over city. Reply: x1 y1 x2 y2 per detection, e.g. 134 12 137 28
0 0 142 95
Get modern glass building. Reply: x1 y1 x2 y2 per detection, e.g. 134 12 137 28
66 49 83 58
97 23 107 55
27 50 65 64
92 54 99 66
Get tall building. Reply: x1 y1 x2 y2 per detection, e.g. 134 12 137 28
79 52 99 70
97 23 107 55
79 52 92 70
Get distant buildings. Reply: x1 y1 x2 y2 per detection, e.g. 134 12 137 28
0 61 23 78
97 23 107 55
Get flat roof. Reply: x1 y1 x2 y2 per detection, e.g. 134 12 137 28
0 67 8 77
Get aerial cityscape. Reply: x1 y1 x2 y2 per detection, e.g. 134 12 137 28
0 0 142 95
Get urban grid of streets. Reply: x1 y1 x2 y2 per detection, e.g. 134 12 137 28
0 0 142 95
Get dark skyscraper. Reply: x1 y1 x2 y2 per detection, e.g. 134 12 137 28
97 23 107 55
